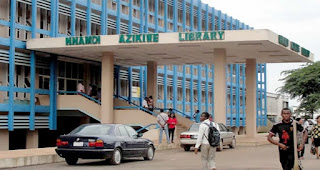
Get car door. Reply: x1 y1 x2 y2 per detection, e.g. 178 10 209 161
220 123 233 144
116 125 132 157
218 123 229 145
124 125 147 156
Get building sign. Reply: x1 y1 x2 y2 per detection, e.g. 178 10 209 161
66 36 100 46
119 34 159 43
132 86 140 98
278 35 289 47
179 31 225 41
278 35 310 57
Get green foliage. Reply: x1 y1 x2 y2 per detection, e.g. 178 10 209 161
280 62 320 117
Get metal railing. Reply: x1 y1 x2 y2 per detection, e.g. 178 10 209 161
114 95 159 116
136 123 159 133
58 91 101 105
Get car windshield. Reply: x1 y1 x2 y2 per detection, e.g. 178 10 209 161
189 124 200 131
69 125 112 135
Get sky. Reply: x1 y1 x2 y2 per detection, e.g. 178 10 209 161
202 0 320 106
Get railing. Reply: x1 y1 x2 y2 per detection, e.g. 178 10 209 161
153 108 191 120
114 95 159 116
58 91 101 105
136 123 159 133
0 115 49 129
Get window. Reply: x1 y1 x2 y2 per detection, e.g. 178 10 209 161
118 125 130 137
125 126 138 138
218 124 227 132
70 125 111 135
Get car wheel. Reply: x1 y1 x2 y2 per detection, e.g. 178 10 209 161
217 140 223 151
229 138 236 148
144 145 155 160
65 157 78 165
110 148 122 165
184 145 191 151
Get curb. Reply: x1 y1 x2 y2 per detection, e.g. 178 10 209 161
0 154 64 169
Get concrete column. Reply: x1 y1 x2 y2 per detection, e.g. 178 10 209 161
147 61 158 105
213 49 227 124
0 130 9 150
245 59 257 138
101 52 114 123
26 130 38 149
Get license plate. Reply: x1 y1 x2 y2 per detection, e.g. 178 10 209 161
192 135 198 139
73 142 84 146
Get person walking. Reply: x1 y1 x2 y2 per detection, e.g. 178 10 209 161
157 109 170 144
296 118 306 159
311 115 320 159
267 108 308 170
195 112 218 170
168 113 177 143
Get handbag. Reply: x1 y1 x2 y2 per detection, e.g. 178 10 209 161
310 142 316 155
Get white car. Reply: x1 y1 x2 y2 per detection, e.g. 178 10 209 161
180 123 236 151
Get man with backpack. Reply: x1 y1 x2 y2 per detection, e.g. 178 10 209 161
195 112 220 170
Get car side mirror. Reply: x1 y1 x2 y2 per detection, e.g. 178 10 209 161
138 133 143 138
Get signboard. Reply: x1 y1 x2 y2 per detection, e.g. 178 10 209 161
66 36 100 46
132 86 140 98
278 35 310 57
179 31 225 41
119 34 159 43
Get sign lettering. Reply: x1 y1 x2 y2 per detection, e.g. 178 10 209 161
179 31 225 41
278 35 289 47
66 36 100 46
119 34 159 43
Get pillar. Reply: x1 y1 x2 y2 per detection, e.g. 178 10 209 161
0 130 9 150
213 49 227 124
101 52 114 123
245 59 257 138
147 61 157 106
26 130 38 149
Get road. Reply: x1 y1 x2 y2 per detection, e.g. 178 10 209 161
12 144 319 170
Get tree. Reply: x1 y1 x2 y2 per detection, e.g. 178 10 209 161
280 61 320 118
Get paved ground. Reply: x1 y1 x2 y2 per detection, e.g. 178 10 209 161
11 144 320 170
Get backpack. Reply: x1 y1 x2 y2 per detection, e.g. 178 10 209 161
204 122 220 147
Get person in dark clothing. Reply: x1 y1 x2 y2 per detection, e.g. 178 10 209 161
267 108 308 170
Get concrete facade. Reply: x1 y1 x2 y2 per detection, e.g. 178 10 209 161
266 92 289 122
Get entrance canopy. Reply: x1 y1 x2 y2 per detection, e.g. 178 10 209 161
27 29 314 66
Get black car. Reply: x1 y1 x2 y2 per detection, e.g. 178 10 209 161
55 124 155 165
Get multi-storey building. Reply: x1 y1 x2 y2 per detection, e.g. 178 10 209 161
0 0 267 150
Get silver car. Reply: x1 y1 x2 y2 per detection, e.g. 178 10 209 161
180 123 236 151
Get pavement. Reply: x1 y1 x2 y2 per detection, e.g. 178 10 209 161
7 143 320 170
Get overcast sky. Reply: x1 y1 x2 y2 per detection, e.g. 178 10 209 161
202 0 320 106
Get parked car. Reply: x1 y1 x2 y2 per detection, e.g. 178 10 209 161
56 124 155 165
180 123 236 152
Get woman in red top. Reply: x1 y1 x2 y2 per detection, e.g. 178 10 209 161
168 113 177 143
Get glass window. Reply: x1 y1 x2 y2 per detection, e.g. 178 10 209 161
218 124 227 132
66 62 72 78
188 124 200 132
118 125 130 137
70 125 111 135
125 126 138 138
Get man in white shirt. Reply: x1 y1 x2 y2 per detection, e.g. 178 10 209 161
77 81 85 93
195 112 217 170
157 109 170 144
142 97 148 109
